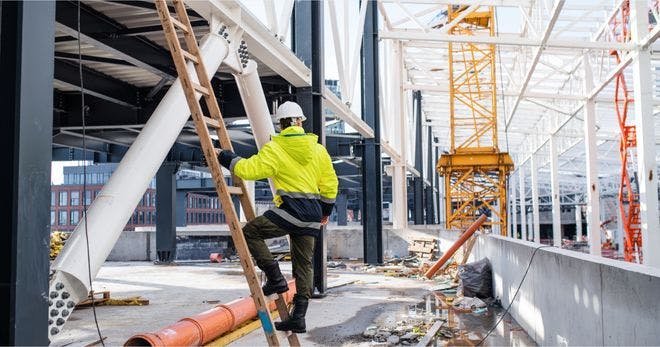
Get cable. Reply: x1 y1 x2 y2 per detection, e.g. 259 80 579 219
476 245 552 346
77 1 105 345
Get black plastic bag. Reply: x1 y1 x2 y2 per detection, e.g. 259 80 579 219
457 258 492 299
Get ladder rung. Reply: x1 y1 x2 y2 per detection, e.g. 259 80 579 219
203 116 220 128
192 82 210 96
170 17 190 34
227 186 244 195
182 49 199 63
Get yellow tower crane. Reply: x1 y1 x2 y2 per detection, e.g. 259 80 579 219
437 5 514 235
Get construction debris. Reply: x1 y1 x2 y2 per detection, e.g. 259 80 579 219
408 238 439 260
49 231 70 260
76 291 149 308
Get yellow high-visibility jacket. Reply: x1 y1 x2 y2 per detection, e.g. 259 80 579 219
229 126 338 234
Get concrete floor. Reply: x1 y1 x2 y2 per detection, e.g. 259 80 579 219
50 261 534 346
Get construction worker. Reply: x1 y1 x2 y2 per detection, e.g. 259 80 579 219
217 101 338 333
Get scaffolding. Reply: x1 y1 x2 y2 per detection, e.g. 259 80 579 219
437 5 513 234
609 0 642 263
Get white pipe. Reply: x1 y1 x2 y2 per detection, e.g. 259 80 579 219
47 33 228 338
233 59 276 194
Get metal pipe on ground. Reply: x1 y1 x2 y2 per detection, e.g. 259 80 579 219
124 281 296 346
424 214 488 279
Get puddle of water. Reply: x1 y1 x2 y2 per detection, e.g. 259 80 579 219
405 293 537 347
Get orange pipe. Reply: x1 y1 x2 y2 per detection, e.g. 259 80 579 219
424 214 487 279
125 280 296 346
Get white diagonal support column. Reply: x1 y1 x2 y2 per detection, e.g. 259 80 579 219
531 154 541 243
550 136 561 247
519 168 527 241
631 0 660 267
582 53 601 256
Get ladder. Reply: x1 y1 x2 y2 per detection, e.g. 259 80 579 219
154 1 299 345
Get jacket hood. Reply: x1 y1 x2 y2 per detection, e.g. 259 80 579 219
272 126 318 165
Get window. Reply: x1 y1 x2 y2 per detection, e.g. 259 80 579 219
59 191 68 206
138 211 144 224
51 210 55 225
51 192 56 206
58 211 67 225
71 191 80 206
151 194 156 207
85 191 92 205
70 210 80 225
146 211 152 224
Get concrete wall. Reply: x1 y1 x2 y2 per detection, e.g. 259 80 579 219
325 226 441 259
108 231 156 261
441 233 660 346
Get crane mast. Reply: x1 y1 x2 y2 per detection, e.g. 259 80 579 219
437 5 513 234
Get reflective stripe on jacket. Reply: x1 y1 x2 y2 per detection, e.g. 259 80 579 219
231 126 339 235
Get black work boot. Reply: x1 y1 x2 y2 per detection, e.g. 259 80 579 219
275 296 308 333
261 261 289 296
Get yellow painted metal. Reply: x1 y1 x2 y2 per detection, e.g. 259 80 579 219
439 6 513 235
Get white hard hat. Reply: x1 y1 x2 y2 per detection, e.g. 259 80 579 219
275 101 306 121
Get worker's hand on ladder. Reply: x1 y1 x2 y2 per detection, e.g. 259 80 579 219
218 150 238 170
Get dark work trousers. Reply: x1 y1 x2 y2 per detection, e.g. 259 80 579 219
243 215 316 300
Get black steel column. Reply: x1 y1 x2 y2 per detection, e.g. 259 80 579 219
0 2 55 344
336 193 348 226
413 91 425 224
176 191 187 227
361 0 383 264
425 125 436 224
156 162 178 263
293 0 326 295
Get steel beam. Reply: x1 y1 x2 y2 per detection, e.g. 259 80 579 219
55 1 176 80
54 60 140 108
631 0 660 267
511 174 518 238
293 0 327 293
156 162 178 263
361 0 383 264
518 168 528 240
187 0 311 87
0 2 54 344
379 30 635 51
582 53 601 256
505 0 566 130
413 91 424 224
550 136 561 247
425 126 435 224
530 154 541 243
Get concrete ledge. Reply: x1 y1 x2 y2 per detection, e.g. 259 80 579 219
468 234 660 346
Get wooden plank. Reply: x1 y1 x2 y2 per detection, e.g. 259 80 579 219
205 312 279 347
274 295 301 346
227 186 244 195
181 49 199 63
415 320 444 347
192 82 210 96
170 17 189 33
203 116 221 128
